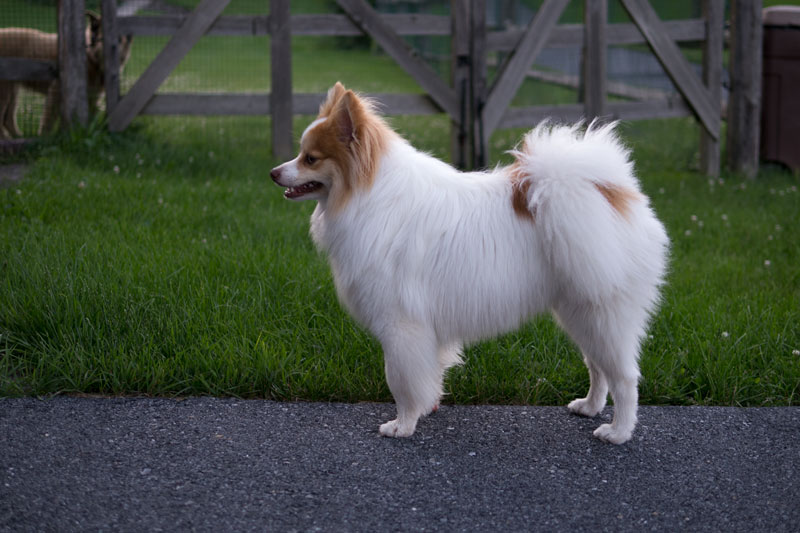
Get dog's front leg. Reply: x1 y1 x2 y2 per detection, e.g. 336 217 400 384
378 322 443 438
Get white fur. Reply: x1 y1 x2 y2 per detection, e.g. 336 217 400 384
306 121 668 444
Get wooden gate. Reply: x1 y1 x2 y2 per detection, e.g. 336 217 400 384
102 0 466 163
469 0 725 175
99 0 762 177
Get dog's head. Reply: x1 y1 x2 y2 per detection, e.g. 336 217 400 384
84 11 134 80
270 82 390 211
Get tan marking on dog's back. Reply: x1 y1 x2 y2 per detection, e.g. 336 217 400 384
594 182 642 219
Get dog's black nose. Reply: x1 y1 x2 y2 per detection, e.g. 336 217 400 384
270 168 281 183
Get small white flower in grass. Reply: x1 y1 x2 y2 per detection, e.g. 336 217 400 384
721 331 729 338
721 214 728 221
791 186 797 193
15 189 21 195
764 259 771 267
202 238 207 244
697 220 704 228
768 235 773 241
793 349 800 356
691 215 698 222
658 187 665 194
136 172 141 179
684 229 692 236
775 224 782 232
78 181 86 189
113 165 120 174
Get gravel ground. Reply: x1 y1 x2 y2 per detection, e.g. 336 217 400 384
1 397 798 532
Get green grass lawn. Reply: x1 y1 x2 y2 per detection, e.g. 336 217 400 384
1 1 799 405
2 112 798 405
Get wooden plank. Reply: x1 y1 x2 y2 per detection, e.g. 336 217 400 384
142 93 270 115
471 0 488 168
726 0 762 178
58 0 89 129
108 0 232 131
270 0 293 159
291 14 450 36
700 0 724 177
117 13 451 37
450 0 471 169
482 0 570 134
0 58 57 82
582 0 607 120
102 0 121 115
620 0 719 139
118 15 268 36
527 67 671 102
497 97 691 129
335 0 458 119
140 92 441 117
487 19 706 51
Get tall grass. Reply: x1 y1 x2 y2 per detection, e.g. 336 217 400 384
1 1 798 405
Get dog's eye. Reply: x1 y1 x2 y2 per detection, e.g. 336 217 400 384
305 154 317 165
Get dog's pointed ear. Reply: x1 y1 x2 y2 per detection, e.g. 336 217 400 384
333 91 359 145
319 82 347 118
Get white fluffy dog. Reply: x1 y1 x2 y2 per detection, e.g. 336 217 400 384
271 83 669 444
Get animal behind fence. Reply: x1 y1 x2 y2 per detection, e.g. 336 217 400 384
0 11 132 139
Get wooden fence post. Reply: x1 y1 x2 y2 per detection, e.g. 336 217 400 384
451 1 471 169
470 0 488 168
727 0 763 178
102 0 121 118
58 0 88 130
700 0 724 177
582 0 607 121
270 0 293 160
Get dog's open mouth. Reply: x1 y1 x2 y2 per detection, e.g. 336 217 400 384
284 181 324 199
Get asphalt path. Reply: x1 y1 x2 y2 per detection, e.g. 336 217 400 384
1 397 798 532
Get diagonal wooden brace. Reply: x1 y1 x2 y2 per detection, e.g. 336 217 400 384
108 0 232 131
335 0 459 120
621 0 720 139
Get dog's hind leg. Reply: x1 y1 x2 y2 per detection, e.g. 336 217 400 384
554 301 641 444
378 322 443 438
0 82 23 138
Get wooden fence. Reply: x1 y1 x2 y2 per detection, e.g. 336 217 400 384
0 1 89 137
2 0 764 177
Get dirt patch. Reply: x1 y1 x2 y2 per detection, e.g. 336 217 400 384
0 163 29 188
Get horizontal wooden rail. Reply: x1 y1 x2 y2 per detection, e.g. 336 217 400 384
117 13 451 36
487 18 706 50
140 92 441 116
0 58 58 82
497 96 691 129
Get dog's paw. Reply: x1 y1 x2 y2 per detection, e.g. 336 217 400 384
593 423 632 445
567 398 603 417
379 419 416 438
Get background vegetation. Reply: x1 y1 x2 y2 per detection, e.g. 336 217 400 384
1 0 798 405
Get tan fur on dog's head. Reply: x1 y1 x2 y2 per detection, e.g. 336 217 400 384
271 82 394 212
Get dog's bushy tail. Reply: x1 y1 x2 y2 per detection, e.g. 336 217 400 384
509 120 669 304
